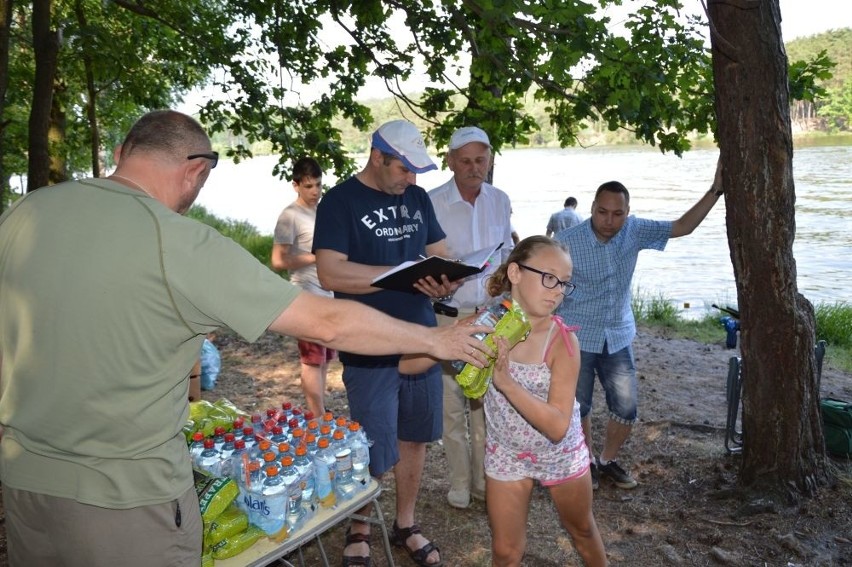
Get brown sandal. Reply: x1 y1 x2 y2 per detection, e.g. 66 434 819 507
341 526 371 567
391 521 443 567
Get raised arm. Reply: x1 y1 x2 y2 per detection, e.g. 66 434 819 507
671 158 724 238
268 292 491 365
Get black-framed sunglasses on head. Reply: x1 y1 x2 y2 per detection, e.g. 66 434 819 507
187 151 219 169
517 263 576 296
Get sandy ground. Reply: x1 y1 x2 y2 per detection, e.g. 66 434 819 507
0 325 849 566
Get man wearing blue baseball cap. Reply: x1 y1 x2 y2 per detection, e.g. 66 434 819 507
314 120 454 567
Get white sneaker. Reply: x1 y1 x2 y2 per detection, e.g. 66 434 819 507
447 488 470 509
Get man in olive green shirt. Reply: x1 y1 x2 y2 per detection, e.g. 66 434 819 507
0 110 490 567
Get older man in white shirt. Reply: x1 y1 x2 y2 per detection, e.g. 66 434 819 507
429 126 515 509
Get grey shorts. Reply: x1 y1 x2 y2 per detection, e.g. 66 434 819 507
3 484 202 566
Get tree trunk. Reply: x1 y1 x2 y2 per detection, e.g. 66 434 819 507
0 0 12 212
48 76 67 184
74 0 101 178
708 0 827 495
27 0 60 192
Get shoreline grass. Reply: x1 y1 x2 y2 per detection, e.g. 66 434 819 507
632 291 852 373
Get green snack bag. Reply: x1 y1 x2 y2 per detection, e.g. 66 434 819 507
190 400 216 422
194 471 239 523
462 364 493 400
456 299 531 399
213 397 249 421
211 525 265 559
201 550 214 567
205 503 250 548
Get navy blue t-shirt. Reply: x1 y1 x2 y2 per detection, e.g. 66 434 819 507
313 176 446 366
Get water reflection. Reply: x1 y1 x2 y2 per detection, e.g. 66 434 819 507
196 143 852 316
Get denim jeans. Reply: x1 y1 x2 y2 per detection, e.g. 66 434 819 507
577 343 638 425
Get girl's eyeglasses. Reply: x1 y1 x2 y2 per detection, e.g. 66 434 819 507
517 263 576 296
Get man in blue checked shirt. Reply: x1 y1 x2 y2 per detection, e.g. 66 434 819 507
554 163 723 490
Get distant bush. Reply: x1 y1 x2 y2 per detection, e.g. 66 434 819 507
187 205 277 271
631 291 851 373
631 290 680 325
815 301 852 348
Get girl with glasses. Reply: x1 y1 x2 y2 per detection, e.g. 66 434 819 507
400 235 606 566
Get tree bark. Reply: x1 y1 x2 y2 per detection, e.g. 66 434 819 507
708 0 827 495
27 0 60 192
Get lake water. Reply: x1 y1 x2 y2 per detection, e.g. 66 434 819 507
197 144 851 318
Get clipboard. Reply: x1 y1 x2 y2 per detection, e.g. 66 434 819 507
371 242 504 293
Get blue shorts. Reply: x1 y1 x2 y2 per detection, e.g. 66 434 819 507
576 343 638 425
342 364 443 476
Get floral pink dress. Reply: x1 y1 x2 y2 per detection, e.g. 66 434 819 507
484 316 590 486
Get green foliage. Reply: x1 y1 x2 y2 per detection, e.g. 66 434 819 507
632 291 852 373
820 81 852 132
787 29 852 131
789 51 834 102
815 302 852 349
186 205 275 269
5 1 850 190
631 290 681 325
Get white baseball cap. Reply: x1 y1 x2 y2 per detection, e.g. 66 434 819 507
448 126 492 150
370 120 437 174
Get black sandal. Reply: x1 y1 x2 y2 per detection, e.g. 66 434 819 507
391 521 443 567
341 526 371 567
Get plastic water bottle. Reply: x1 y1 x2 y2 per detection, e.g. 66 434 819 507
313 437 338 509
334 447 357 501
456 297 531 398
280 456 305 534
250 413 264 435
331 429 356 500
306 419 320 441
264 407 280 432
222 438 248 482
335 416 349 431
290 408 306 429
212 426 227 452
276 441 294 462
450 295 512 373
220 432 236 460
280 401 293 421
243 460 264 493
249 439 273 467
290 427 305 448
293 444 315 510
319 423 333 442
270 425 288 445
188 431 205 463
256 464 289 540
347 422 371 489
305 432 318 457
196 438 221 476
242 427 257 451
